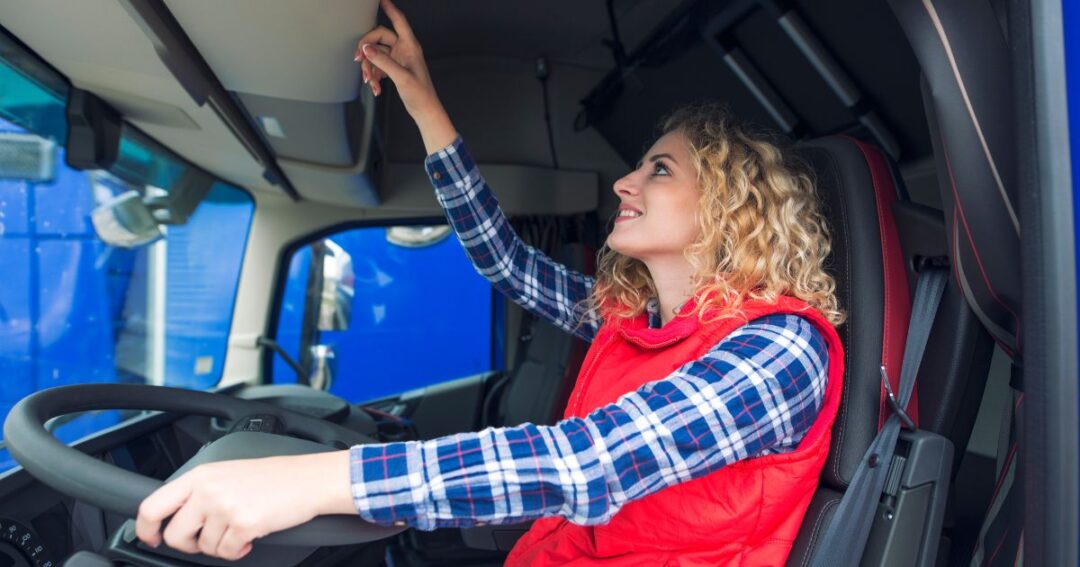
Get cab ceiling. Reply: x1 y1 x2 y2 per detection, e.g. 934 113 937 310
0 0 677 204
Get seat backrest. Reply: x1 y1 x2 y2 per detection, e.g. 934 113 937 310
886 2 1025 563
888 0 1021 358
785 136 912 564
493 240 590 428
787 135 994 564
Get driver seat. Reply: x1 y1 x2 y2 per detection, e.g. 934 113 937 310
786 134 994 565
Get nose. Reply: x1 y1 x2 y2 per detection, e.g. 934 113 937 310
612 170 640 198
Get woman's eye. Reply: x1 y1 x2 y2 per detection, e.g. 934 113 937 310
652 163 670 176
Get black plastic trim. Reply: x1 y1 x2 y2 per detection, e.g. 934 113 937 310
1013 0 1079 563
0 24 244 201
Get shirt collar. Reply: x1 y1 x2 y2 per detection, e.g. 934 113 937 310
646 297 663 329
646 297 692 329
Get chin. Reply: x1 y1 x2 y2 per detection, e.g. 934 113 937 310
605 234 646 260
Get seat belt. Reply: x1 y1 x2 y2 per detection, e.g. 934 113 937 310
809 266 948 567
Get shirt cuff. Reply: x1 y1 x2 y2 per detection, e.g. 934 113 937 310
422 135 476 198
349 442 436 530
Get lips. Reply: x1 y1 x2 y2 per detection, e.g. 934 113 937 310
615 205 643 222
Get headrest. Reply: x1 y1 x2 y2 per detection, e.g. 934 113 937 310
889 0 1021 357
795 136 912 489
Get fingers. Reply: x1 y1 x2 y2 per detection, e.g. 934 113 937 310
380 0 416 42
136 476 194 548
361 43 407 95
361 58 373 84
197 516 227 557
360 44 390 87
354 25 398 62
161 499 205 554
369 45 391 95
218 527 255 561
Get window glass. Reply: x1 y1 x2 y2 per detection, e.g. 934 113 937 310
273 225 502 402
0 47 254 473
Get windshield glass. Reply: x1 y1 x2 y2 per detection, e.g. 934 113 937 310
0 40 254 472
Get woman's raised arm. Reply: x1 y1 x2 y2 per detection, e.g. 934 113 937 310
353 0 455 154
357 0 601 341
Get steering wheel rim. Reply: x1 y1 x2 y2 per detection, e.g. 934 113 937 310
3 384 406 546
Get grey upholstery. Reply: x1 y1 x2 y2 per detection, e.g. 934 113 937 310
491 240 590 429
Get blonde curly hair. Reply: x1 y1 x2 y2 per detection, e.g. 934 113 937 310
589 103 846 327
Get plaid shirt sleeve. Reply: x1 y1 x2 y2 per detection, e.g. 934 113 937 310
349 313 829 530
425 136 601 342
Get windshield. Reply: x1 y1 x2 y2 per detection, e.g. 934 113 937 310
0 40 254 472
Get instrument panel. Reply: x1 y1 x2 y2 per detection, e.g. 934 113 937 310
0 517 58 567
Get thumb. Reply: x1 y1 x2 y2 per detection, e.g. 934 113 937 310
361 44 408 83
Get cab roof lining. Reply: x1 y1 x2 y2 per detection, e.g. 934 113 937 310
0 0 674 211
0 0 930 212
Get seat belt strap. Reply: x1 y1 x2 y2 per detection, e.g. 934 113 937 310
809 267 948 567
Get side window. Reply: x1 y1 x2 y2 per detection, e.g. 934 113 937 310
273 225 503 402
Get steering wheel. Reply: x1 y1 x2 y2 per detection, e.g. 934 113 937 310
3 384 406 548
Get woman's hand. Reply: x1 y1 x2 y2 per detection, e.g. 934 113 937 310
355 0 457 154
134 451 352 561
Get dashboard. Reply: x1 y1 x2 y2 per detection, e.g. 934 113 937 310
0 411 201 566
0 515 63 567
0 385 386 566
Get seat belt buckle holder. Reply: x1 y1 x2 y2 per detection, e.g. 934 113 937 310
880 365 916 430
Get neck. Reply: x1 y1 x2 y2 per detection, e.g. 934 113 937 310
643 257 697 326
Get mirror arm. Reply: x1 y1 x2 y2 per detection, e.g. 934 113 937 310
256 336 308 384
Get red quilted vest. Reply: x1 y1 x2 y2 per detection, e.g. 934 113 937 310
505 294 845 566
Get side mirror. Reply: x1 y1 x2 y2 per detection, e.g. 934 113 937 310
315 239 354 331
386 225 451 248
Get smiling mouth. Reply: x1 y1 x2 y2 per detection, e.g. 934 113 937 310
616 210 643 220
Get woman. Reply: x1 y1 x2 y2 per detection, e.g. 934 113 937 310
135 0 846 564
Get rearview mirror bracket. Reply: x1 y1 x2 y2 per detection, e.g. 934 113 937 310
65 87 122 171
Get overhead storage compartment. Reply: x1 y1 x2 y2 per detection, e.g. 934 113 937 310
164 0 382 207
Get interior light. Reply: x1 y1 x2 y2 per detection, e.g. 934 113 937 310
258 116 286 139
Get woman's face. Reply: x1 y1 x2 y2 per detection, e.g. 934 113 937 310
606 130 702 262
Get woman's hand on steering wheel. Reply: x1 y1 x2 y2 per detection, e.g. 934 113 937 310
135 451 353 561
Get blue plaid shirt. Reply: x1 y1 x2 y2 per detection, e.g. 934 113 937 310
348 137 829 530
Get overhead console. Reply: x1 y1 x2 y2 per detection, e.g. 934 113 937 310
0 0 386 207
118 0 303 201
162 0 384 207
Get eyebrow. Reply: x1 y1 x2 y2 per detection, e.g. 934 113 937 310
636 153 677 169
